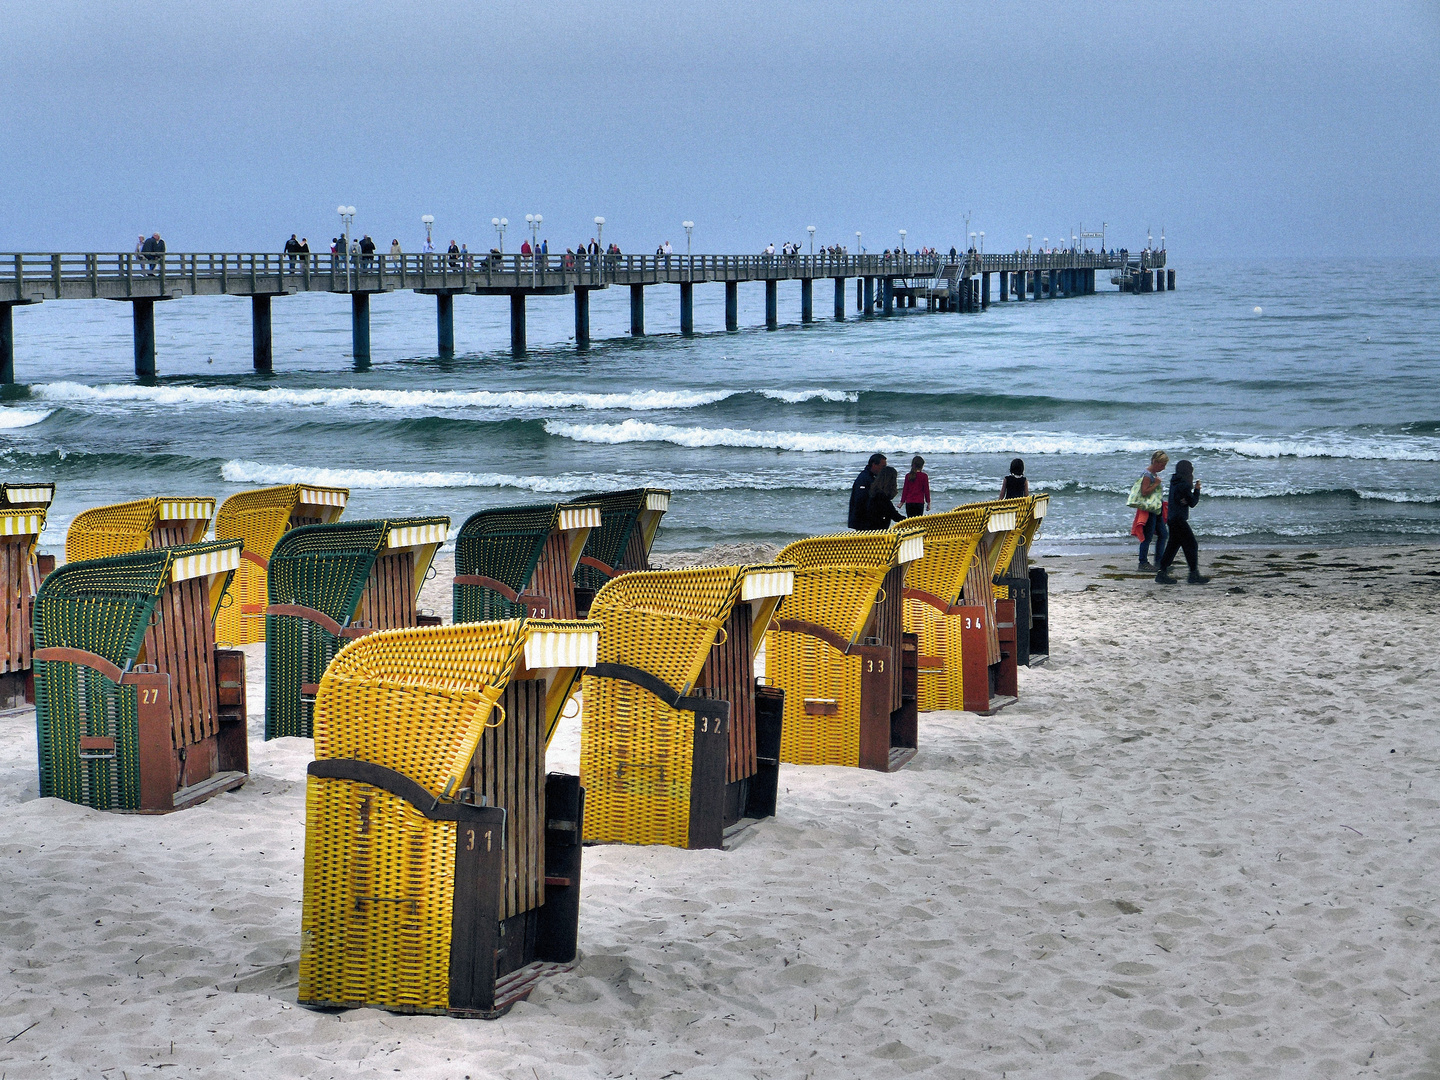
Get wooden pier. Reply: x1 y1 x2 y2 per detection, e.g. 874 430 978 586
0 248 1171 379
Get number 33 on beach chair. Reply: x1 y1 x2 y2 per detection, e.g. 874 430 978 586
580 563 793 848
298 617 597 1018
453 501 601 623
33 540 248 812
264 516 449 740
765 527 923 772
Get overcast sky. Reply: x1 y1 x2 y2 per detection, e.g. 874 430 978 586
2 1 1436 257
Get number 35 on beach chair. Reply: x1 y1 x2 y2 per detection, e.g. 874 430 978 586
64 496 215 564
264 516 449 740
453 501 601 623
765 527 924 772
33 540 249 812
580 563 794 848
213 484 349 647
567 487 670 616
298 616 597 1018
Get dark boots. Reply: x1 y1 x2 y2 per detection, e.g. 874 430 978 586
1154 567 1177 584
1187 570 1211 585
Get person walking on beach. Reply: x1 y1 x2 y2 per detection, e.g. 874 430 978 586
902 455 931 517
868 465 905 528
848 453 886 529
1130 451 1169 571
1154 460 1209 585
1001 458 1029 499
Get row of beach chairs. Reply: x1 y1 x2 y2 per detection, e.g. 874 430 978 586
15 479 1048 1018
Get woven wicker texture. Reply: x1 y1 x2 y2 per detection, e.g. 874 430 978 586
765 530 915 767
900 505 991 606
64 496 213 565
264 517 447 740
454 503 561 622
566 487 669 595
579 563 777 846
215 484 349 646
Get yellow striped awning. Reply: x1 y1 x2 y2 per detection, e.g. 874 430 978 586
986 510 1018 533
645 492 670 512
386 522 449 549
740 568 794 601
0 511 44 537
157 499 215 522
523 624 600 669
896 533 925 565
299 486 349 508
558 505 602 532
3 486 54 506
170 543 242 583
1033 496 1049 519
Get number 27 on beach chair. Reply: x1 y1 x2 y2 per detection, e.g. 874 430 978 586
765 526 924 772
298 616 597 1018
580 563 794 848
33 540 248 812
264 516 449 740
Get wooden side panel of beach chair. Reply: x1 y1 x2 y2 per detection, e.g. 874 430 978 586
0 510 45 708
359 517 449 632
453 503 596 624
150 498 215 551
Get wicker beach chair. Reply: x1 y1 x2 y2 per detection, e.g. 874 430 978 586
0 506 47 709
264 516 449 740
566 488 671 615
453 501 601 624
902 502 1024 714
981 494 1051 666
33 539 248 812
214 484 349 647
298 617 597 1018
580 563 793 848
764 527 924 772
65 496 215 564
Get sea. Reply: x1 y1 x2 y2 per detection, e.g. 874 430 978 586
2 257 1436 557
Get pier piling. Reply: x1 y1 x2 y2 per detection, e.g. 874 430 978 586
881 279 893 316
725 281 738 331
0 305 13 384
680 282 694 336
351 293 371 362
765 280 778 329
834 277 846 321
981 273 991 309
251 294 272 372
630 284 645 336
436 293 455 355
509 293 525 355
574 287 590 349
1168 269 1176 290
801 278 813 323
133 299 156 378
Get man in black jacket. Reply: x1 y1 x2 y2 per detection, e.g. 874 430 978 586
848 453 887 529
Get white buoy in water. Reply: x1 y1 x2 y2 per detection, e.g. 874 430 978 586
1253 306 1263 314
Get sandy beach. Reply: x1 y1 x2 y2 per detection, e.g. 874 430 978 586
2 544 1437 1078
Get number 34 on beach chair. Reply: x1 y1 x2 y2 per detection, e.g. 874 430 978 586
264 516 449 740
298 616 597 1018
765 527 923 772
33 540 248 812
580 563 793 848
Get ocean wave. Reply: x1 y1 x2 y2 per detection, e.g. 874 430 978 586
1196 435 1440 462
542 420 1154 456
0 409 53 429
221 460 645 493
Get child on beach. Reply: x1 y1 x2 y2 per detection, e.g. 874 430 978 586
1001 458 1029 499
902 456 931 517
1154 459 1210 584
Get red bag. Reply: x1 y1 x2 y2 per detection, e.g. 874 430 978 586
1130 508 1148 540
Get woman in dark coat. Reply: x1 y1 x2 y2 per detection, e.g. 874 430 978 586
867 465 906 529
1155 459 1210 584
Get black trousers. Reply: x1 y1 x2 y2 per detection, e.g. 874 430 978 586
1159 519 1198 572
905 503 925 517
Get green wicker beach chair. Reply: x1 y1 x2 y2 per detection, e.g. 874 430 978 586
264 516 449 740
566 488 671 614
453 502 601 624
33 540 248 812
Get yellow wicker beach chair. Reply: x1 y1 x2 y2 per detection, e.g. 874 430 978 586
0 507 46 709
566 487 671 615
265 516 449 739
981 494 1051 666
298 616 597 1018
33 540 248 812
580 563 793 848
65 496 215 564
453 501 601 624
902 502 1023 714
214 484 349 646
764 527 923 771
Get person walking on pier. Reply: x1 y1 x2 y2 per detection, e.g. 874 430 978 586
299 238 310 265
1130 451 1168 571
902 456 931 517
1154 460 1209 585
140 232 165 273
359 234 376 269
848 453 887 530
285 234 301 270
447 240 460 268
389 239 402 257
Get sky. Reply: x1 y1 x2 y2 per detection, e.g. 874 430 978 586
2 1 1437 258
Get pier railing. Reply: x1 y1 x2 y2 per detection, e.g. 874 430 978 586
1 248 1164 303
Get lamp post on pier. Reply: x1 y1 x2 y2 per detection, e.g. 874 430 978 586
594 216 605 257
526 214 542 284
683 221 694 280
978 231 984 255
807 225 815 258
492 218 507 254
422 215 434 248
337 205 355 290
898 228 906 254
1026 233 1032 253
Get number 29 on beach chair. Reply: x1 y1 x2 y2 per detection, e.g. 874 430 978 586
298 616 598 1018
33 540 249 812
765 526 924 772
567 487 670 615
64 496 215 564
264 516 449 740
453 501 601 623
580 563 794 848
213 484 349 647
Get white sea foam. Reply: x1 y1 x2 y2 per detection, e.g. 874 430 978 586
1355 489 1440 504
221 460 631 493
543 419 1153 456
1197 435 1440 462
32 381 856 413
0 409 53 429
